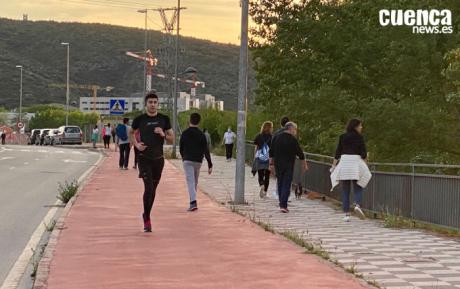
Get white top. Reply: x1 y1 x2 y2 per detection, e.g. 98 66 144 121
105 126 112 135
330 154 372 190
92 128 99 134
223 131 236 144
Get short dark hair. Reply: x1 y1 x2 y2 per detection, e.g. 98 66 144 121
190 113 201 125
346 118 362 133
123 117 129 124
281 116 289 127
144 91 159 104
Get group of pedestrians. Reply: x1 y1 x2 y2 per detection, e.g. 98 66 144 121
102 91 371 232
252 116 371 220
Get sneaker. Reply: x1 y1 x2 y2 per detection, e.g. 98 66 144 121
280 208 289 213
354 204 366 220
259 185 265 198
124 167 129 170
187 201 198 212
343 215 351 222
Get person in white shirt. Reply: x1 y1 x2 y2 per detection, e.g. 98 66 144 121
222 127 236 162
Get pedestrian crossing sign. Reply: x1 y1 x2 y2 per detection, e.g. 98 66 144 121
110 99 125 115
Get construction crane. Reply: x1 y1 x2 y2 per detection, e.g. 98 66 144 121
49 83 114 111
126 50 158 92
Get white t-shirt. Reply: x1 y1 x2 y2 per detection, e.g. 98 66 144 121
92 128 99 134
105 126 112 135
223 131 236 144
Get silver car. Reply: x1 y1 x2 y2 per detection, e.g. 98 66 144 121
56 126 83 145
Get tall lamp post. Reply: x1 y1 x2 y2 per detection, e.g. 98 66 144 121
234 0 249 204
61 42 70 126
15 65 23 125
137 9 148 98
172 0 181 158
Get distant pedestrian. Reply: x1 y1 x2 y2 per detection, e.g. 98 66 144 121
91 125 99 148
180 113 213 211
253 121 273 198
1 130 5 145
270 122 307 213
222 127 236 162
130 92 174 232
103 123 112 149
330 119 371 222
203 128 212 152
111 125 116 144
117 118 131 170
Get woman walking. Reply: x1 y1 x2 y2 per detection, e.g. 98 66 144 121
253 121 273 198
330 119 372 222
91 125 99 148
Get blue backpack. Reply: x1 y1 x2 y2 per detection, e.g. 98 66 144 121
256 142 269 163
116 124 128 141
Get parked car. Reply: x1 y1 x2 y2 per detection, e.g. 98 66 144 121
28 129 41 145
56 126 83 145
44 129 60 146
39 129 51 145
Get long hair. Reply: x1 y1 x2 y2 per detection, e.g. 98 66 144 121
346 118 362 133
260 121 273 134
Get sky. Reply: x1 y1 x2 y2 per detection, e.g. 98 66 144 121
0 0 242 44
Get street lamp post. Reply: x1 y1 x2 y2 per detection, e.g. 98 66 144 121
172 0 181 158
234 0 249 204
61 42 70 126
137 9 148 98
15 65 23 125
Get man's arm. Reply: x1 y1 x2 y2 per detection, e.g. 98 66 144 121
164 129 174 145
203 135 213 170
129 127 137 146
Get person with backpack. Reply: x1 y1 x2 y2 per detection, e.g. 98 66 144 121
253 121 273 198
117 118 131 170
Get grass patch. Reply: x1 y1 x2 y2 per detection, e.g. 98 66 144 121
43 220 57 232
281 230 330 260
56 180 79 204
30 244 46 278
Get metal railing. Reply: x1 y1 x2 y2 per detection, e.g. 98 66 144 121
246 142 460 229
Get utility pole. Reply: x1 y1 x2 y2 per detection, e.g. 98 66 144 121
137 9 148 98
172 0 181 158
15 65 23 124
61 42 70 126
234 0 249 204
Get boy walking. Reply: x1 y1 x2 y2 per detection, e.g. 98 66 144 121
130 92 174 232
180 113 213 211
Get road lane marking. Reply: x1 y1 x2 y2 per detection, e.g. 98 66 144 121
63 159 88 163
0 157 15 160
0 152 104 289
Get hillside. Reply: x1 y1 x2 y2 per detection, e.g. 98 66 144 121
0 18 255 110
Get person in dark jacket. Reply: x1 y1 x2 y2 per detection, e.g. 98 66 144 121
331 118 369 222
270 122 307 213
253 121 273 198
180 113 213 211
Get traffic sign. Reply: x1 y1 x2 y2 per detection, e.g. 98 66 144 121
110 99 125 115
17 122 24 129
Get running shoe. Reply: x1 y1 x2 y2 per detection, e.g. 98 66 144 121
354 204 366 220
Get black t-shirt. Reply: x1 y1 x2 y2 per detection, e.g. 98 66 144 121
254 133 272 149
132 113 172 160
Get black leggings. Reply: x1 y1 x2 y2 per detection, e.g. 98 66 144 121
225 143 233 159
139 157 165 220
103 135 111 148
119 143 130 168
258 169 270 192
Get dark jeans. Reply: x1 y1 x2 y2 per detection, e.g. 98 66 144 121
258 169 270 192
119 143 131 168
341 180 363 213
103 135 111 148
225 143 233 159
1 136 5 145
276 169 293 209
139 157 165 221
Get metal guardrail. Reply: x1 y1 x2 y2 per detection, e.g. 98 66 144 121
246 142 460 229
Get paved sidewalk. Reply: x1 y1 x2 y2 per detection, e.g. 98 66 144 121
43 152 368 289
170 155 460 289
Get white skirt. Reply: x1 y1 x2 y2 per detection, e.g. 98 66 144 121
330 154 372 190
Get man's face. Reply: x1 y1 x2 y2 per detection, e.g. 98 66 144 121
146 98 159 113
289 127 297 137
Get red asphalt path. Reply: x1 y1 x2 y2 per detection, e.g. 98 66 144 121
45 152 368 289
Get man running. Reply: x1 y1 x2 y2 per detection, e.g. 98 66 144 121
130 92 174 232
180 113 213 211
